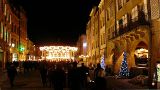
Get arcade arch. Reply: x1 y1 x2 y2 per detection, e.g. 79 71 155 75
134 41 148 67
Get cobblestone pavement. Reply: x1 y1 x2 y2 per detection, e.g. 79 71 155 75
105 76 149 90
1 70 53 90
1 69 150 90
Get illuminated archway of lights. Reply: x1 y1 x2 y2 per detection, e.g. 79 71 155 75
39 46 78 61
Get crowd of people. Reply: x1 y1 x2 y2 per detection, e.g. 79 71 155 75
5 60 109 90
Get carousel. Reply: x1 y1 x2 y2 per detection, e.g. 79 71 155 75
39 46 78 61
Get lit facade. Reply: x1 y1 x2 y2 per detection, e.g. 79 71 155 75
86 0 160 81
87 7 100 65
0 0 28 70
26 40 36 60
76 34 88 64
98 0 106 64
86 20 92 64
39 46 78 61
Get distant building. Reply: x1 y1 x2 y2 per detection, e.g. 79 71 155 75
76 34 89 65
86 7 100 66
26 39 36 60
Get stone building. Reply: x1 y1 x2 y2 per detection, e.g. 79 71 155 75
86 7 100 66
76 34 88 64
86 0 160 84
0 0 28 70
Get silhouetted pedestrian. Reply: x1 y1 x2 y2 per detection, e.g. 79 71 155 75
52 64 66 90
68 62 81 90
47 67 54 87
7 63 17 87
94 63 103 80
93 69 106 90
39 62 47 87
79 63 89 88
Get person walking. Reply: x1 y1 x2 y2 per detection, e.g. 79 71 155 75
68 62 81 90
52 64 66 90
39 61 48 87
93 69 106 90
79 63 89 89
94 63 103 80
7 63 17 87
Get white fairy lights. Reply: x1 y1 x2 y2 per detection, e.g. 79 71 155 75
39 46 78 61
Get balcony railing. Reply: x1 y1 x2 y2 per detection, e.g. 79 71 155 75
110 10 150 39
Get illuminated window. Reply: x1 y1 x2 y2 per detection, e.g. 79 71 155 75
10 15 12 24
142 0 148 20
4 27 6 41
117 20 119 31
1 23 3 39
4 4 6 15
123 14 128 27
131 6 138 22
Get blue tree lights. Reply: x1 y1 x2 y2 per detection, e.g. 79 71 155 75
119 51 129 77
100 55 106 70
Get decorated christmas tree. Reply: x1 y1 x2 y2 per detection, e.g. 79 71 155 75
119 51 129 77
100 55 106 70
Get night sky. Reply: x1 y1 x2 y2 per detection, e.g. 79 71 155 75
15 0 100 46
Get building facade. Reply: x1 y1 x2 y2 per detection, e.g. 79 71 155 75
105 0 150 74
76 34 88 64
26 39 36 60
86 7 100 66
86 0 160 84
0 0 28 70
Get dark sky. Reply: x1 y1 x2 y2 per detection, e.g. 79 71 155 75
16 0 99 46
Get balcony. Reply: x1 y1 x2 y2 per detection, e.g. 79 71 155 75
129 10 150 31
111 10 150 39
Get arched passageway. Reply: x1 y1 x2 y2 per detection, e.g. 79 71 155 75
134 41 148 67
